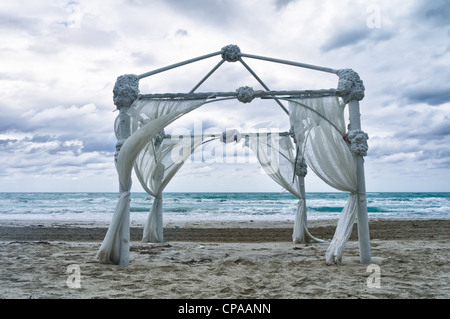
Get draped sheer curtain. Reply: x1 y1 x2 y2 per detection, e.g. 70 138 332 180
134 133 205 243
244 133 322 243
97 99 206 265
289 96 358 264
98 95 360 265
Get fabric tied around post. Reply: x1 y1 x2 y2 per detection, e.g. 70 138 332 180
345 130 369 157
295 159 308 177
96 189 131 265
143 194 163 243
97 115 170 265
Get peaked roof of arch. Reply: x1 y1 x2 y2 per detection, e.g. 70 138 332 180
133 44 348 115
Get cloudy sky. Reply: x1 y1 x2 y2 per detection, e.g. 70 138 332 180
1 0 449 193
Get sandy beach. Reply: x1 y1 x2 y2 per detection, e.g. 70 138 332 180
0 219 448 299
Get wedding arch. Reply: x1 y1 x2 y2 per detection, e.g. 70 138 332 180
96 45 371 266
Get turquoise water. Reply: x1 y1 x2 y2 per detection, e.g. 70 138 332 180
0 192 448 223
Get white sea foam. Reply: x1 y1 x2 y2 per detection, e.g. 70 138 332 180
0 192 448 224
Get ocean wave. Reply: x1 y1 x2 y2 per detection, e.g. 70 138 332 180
1 192 449 222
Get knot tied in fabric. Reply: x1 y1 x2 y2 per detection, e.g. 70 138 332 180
220 129 241 143
113 74 140 109
345 130 369 157
236 86 255 103
336 69 365 104
295 160 308 177
221 44 241 62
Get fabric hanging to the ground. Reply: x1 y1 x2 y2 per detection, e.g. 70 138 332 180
97 98 207 265
134 133 205 242
244 133 321 243
288 96 358 264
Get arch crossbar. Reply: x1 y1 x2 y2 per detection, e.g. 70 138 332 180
138 89 338 100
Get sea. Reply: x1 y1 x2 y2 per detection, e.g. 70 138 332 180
0 192 448 224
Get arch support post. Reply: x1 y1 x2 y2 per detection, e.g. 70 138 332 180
348 99 371 264
337 68 371 264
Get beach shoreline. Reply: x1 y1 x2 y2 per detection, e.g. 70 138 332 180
0 218 449 299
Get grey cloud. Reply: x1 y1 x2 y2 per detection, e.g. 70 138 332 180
373 141 449 172
1 126 115 158
321 28 393 52
417 0 450 26
26 24 118 56
366 100 450 170
404 86 450 106
131 51 156 67
0 72 28 81
81 137 115 153
0 132 113 178
0 14 40 33
55 26 118 49
368 136 450 169
367 145 408 160
28 135 58 143
321 29 368 52
60 132 115 155
394 119 450 142
416 143 450 169
417 148 450 161
0 138 18 147
53 131 115 154
53 154 108 168
274 0 297 10
0 111 20 132
175 29 189 37
161 0 237 26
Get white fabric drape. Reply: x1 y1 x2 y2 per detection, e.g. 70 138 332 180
135 133 205 242
244 134 322 243
98 94 362 265
97 99 206 265
130 99 210 243
289 96 358 264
